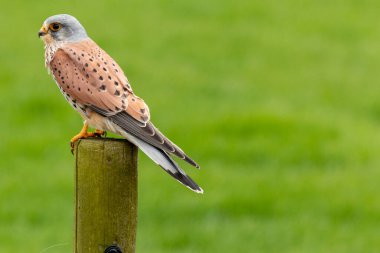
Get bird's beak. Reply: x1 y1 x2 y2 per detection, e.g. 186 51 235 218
38 25 48 37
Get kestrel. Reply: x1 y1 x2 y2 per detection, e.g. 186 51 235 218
39 14 202 193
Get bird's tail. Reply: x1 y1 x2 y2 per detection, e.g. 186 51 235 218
124 134 203 194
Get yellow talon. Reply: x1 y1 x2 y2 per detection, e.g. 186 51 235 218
94 129 107 137
70 122 106 153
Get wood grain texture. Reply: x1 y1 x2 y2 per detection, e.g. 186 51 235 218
74 138 138 253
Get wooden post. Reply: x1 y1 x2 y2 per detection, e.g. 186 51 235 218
74 138 138 253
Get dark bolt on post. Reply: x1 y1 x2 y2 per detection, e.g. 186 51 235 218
104 245 123 253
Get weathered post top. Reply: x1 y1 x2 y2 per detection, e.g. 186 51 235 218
74 138 138 253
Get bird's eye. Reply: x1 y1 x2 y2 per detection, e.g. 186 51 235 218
49 23 62 32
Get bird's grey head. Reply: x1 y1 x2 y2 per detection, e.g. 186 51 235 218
38 14 88 44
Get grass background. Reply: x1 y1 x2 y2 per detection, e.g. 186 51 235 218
1 0 380 252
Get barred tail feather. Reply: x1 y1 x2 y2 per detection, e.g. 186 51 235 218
124 134 203 194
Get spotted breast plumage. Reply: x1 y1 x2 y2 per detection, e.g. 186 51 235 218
39 14 202 193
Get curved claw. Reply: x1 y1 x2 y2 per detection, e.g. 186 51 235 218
94 130 107 138
70 122 106 153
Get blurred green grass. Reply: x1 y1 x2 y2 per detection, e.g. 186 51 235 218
1 0 380 252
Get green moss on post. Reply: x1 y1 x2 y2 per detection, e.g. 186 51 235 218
74 138 138 253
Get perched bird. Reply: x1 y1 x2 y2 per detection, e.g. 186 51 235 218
39 14 203 193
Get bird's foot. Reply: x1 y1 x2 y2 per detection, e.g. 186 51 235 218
93 129 107 138
70 123 106 153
